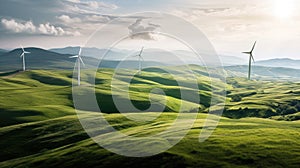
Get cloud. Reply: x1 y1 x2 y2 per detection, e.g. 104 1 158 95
64 0 118 14
1 18 36 33
86 1 118 10
84 14 111 23
1 18 80 36
190 6 267 18
0 0 120 38
171 5 274 37
57 15 81 23
38 22 80 36
65 0 118 9
128 19 161 40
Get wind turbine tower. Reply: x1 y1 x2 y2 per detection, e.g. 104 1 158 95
242 41 256 80
20 45 30 71
135 47 144 74
70 47 85 86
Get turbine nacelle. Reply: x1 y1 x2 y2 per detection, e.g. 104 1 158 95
242 41 256 62
133 54 144 60
242 51 251 55
133 47 144 58
69 47 85 66
70 55 85 66
20 45 30 57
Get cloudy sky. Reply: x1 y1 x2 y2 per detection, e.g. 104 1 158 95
0 0 300 60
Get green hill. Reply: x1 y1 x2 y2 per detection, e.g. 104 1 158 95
0 66 299 167
225 77 300 119
0 67 213 126
1 113 300 168
0 66 299 127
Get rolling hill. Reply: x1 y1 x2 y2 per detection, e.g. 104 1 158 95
0 49 8 55
0 67 299 167
0 66 299 126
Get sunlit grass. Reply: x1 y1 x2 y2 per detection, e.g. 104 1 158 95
0 66 299 167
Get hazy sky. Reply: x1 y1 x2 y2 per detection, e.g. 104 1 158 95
0 0 300 60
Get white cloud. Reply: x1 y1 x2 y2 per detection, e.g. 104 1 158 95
89 1 118 10
128 19 161 40
57 15 81 23
1 18 80 36
38 22 80 36
85 15 111 23
64 0 118 14
1 18 36 33
66 0 80 3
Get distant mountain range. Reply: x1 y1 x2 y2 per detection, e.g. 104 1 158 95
50 47 124 60
225 65 300 80
49 46 300 68
0 47 299 80
0 49 8 55
0 47 166 72
49 47 247 66
255 58 300 70
0 48 75 71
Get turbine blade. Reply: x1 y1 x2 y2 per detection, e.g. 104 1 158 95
251 41 257 52
20 53 24 57
139 47 144 56
20 45 25 52
69 55 79 58
242 52 250 54
24 51 30 54
251 54 255 62
78 47 82 56
140 56 144 61
79 57 85 66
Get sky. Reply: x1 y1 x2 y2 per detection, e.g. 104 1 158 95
0 0 300 60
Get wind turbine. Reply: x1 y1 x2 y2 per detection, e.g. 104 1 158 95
133 47 144 74
242 41 256 80
20 45 30 71
70 47 85 86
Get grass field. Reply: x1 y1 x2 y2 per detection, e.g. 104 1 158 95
0 66 299 167
1 113 300 168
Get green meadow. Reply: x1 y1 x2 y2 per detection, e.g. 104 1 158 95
0 66 299 167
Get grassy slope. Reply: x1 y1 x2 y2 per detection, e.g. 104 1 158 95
0 67 217 127
0 67 299 167
0 70 74 126
225 78 300 119
0 113 300 168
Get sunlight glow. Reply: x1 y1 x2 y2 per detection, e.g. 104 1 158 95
273 0 295 19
